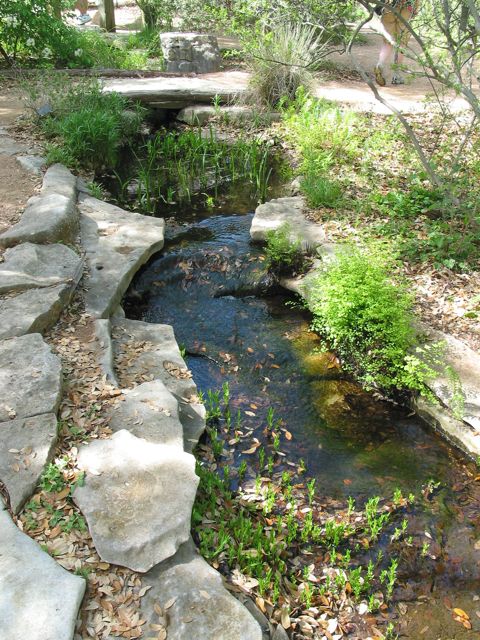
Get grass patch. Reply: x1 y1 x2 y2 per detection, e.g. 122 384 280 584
300 172 343 208
28 76 145 172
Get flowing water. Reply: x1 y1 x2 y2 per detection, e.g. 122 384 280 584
123 193 480 639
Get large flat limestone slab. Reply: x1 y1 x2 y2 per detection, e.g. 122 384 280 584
109 380 184 448
73 429 199 573
136 538 263 640
0 242 83 295
0 164 77 248
112 319 206 450
424 330 480 432
0 500 86 640
0 413 58 513
0 283 77 340
104 71 248 108
0 333 62 422
80 195 165 318
250 197 326 252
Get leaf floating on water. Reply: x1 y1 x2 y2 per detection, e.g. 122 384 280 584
453 607 469 619
245 411 256 417
343 478 352 486
284 430 292 440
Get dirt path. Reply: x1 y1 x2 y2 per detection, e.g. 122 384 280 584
0 87 40 238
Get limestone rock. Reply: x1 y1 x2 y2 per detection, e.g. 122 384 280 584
0 283 76 340
250 197 326 252
0 164 77 248
109 380 184 448
16 154 46 176
94 319 119 386
73 430 199 572
424 330 480 432
0 133 28 156
415 396 480 458
0 333 62 422
80 195 165 318
0 242 83 295
160 32 221 74
104 72 248 109
112 319 206 450
0 413 58 513
0 499 86 640
135 538 263 640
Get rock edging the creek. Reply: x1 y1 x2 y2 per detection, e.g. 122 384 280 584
250 196 480 460
0 152 264 640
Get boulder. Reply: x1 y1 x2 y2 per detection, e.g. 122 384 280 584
0 283 77 340
250 197 326 252
133 538 263 640
424 330 480 432
160 32 221 74
73 430 199 573
0 499 86 640
16 155 46 176
0 242 83 295
79 195 165 318
0 333 62 422
0 164 77 248
94 319 119 386
0 413 58 513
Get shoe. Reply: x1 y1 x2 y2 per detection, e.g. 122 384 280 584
374 64 386 87
77 13 92 25
391 74 405 85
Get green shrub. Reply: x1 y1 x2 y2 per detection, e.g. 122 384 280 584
306 245 436 394
300 172 343 208
34 77 145 172
264 223 306 276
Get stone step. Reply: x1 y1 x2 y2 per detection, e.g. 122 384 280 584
0 499 86 640
111 318 206 451
0 242 83 295
103 71 249 110
0 413 58 514
73 429 199 573
177 104 280 126
0 164 78 248
0 282 79 340
122 537 263 640
250 196 326 253
79 195 165 318
0 333 62 422
108 379 184 449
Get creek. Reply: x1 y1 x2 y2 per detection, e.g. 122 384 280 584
116 155 480 639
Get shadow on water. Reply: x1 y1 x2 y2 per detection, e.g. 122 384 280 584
124 190 480 638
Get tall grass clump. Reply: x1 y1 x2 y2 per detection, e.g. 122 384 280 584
28 76 145 172
245 22 331 108
300 173 343 208
306 245 438 395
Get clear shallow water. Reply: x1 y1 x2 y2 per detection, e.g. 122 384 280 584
124 205 480 638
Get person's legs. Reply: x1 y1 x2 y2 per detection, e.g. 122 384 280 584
375 9 397 86
75 0 91 24
391 7 414 84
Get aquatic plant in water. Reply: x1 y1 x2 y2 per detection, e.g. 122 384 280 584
128 128 273 214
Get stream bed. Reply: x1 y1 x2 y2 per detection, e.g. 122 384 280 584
123 195 480 638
